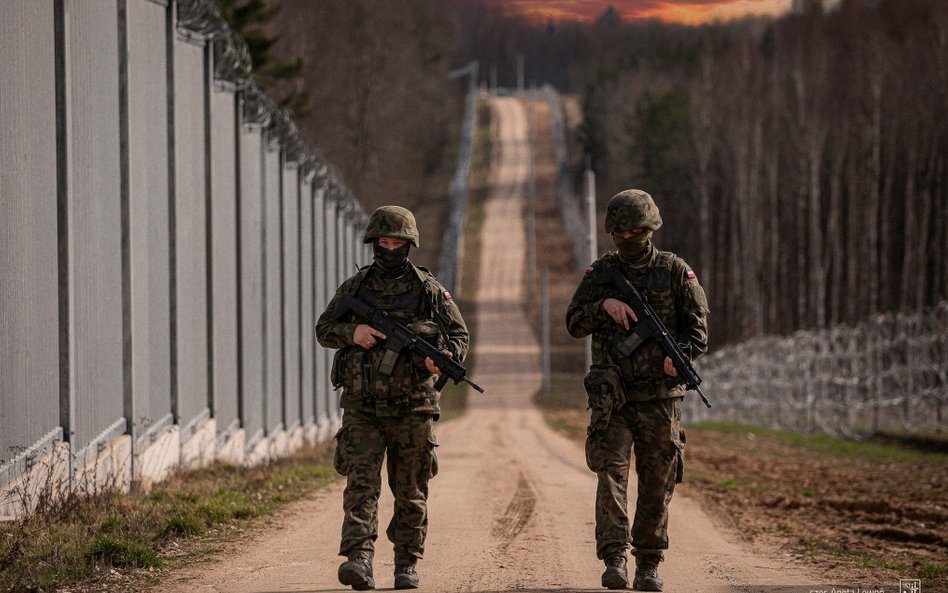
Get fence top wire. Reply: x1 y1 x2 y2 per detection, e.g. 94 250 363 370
176 0 362 216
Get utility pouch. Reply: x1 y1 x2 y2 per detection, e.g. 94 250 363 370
333 426 349 476
330 349 346 389
583 364 626 431
675 427 686 484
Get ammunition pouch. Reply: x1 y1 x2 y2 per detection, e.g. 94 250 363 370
675 428 686 484
333 425 349 476
330 349 346 390
584 364 627 432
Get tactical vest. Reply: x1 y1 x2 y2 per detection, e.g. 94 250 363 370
598 251 686 397
331 264 446 409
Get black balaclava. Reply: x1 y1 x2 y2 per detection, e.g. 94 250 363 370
373 241 411 277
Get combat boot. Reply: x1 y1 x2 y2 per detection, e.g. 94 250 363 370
601 553 629 589
394 563 420 589
338 557 375 591
633 556 663 592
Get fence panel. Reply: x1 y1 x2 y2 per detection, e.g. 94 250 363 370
0 0 61 482
282 165 301 431
171 33 210 437
263 142 284 435
323 196 340 421
210 87 239 435
237 121 265 445
65 0 126 462
299 177 315 427
312 185 328 426
127 0 173 447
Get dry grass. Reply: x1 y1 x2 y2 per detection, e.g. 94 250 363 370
0 444 337 593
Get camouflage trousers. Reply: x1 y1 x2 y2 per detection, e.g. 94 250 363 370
585 397 685 561
334 409 439 565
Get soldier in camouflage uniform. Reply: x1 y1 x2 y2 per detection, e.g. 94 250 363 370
566 190 709 591
316 206 470 591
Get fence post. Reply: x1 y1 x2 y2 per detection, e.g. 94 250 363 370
585 160 596 371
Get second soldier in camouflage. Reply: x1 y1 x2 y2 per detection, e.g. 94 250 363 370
316 206 470 591
566 190 709 592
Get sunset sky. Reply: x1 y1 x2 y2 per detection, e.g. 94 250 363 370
479 0 795 25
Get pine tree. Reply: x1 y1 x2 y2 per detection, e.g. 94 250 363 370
216 0 309 117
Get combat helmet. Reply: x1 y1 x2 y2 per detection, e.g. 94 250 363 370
363 205 420 248
604 189 663 233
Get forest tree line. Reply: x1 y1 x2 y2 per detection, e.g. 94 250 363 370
256 0 946 345
456 0 948 345
263 0 466 265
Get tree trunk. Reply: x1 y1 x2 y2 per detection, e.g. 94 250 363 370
808 137 826 327
792 61 809 328
914 143 938 309
866 75 883 315
694 52 714 283
749 115 765 335
826 132 846 325
899 144 917 311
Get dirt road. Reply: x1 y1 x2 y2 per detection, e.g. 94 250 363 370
161 97 818 593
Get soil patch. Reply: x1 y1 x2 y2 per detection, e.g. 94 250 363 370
544 407 948 592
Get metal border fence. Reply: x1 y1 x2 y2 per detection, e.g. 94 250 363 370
437 62 479 294
0 0 371 515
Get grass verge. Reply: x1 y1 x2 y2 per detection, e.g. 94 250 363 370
0 443 336 593
688 420 948 464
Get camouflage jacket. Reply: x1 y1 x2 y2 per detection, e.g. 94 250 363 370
566 249 709 401
316 262 470 417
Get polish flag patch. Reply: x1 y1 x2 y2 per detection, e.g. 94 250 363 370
443 290 452 300
686 269 697 279
585 266 594 275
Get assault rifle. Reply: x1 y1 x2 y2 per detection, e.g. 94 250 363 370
334 293 485 394
595 264 711 408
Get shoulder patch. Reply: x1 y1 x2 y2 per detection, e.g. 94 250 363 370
585 266 594 276
443 290 452 300
686 269 696 280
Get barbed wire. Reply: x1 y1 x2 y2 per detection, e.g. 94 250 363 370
684 301 948 437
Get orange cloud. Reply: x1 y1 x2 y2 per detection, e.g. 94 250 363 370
487 0 791 25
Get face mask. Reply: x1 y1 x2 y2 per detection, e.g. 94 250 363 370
614 230 653 264
373 242 411 276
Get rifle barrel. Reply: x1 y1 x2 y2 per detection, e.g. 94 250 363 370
696 386 711 409
465 378 485 393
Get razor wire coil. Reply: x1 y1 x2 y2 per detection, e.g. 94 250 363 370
684 301 948 437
